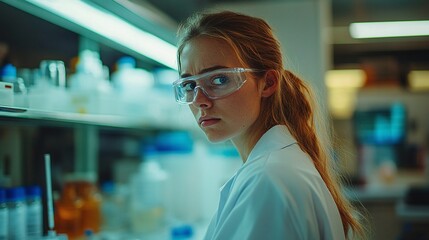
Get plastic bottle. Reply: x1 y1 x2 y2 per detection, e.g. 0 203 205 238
0 188 8 240
6 187 27 240
55 181 83 239
100 181 125 232
111 56 154 97
129 146 168 235
68 50 112 114
111 56 154 117
154 132 200 223
25 185 43 238
0 64 18 91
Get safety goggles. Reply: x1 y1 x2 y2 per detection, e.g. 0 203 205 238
173 68 260 104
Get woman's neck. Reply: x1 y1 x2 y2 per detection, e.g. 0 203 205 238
231 126 265 163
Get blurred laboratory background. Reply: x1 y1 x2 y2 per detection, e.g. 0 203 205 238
0 0 428 239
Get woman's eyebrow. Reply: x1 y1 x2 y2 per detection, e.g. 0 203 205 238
180 65 228 78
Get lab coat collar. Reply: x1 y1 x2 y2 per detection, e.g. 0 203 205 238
245 125 297 164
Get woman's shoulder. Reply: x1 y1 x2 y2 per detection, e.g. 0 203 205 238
236 144 324 200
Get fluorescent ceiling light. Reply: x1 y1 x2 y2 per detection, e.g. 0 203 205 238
350 20 429 39
27 0 178 69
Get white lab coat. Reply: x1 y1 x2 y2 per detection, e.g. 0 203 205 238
203 125 345 240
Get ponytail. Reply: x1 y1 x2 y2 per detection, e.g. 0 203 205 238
270 69 366 238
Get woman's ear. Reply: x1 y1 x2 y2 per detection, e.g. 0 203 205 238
261 70 278 98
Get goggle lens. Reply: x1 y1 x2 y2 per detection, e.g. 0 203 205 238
173 68 257 104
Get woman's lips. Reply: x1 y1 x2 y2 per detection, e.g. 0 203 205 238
199 118 220 127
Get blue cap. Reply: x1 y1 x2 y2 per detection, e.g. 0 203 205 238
101 181 115 194
6 187 26 202
155 131 193 153
141 144 158 156
0 188 6 203
0 63 17 79
171 224 193 238
117 56 136 68
25 185 42 199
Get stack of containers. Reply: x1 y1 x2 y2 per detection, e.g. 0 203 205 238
0 186 44 240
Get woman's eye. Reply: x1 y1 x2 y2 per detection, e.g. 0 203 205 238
211 75 229 85
181 81 196 91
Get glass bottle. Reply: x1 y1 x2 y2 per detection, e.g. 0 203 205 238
55 182 83 239
76 180 102 234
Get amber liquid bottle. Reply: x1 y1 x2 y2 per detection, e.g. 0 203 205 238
55 182 83 240
77 180 102 234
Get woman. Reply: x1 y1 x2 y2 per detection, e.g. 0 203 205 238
173 11 365 239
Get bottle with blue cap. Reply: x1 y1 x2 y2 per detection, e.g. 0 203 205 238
153 131 202 223
6 186 27 240
130 143 168 236
26 185 43 238
0 188 8 240
0 63 17 84
0 64 26 93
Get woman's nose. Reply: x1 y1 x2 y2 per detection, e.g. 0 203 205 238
192 87 212 108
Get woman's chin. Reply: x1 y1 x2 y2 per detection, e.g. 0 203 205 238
204 132 228 143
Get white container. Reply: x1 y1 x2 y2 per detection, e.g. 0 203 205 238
152 132 203 223
0 82 13 106
25 186 43 237
68 50 113 114
129 157 168 235
111 56 154 117
6 187 27 240
0 188 8 240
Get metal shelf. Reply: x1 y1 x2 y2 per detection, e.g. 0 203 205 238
0 105 194 131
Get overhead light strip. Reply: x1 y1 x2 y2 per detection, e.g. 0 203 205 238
350 20 429 39
27 0 178 69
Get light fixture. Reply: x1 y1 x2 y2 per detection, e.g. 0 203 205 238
325 69 366 119
408 70 429 90
26 0 178 69
325 69 366 88
350 20 429 39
